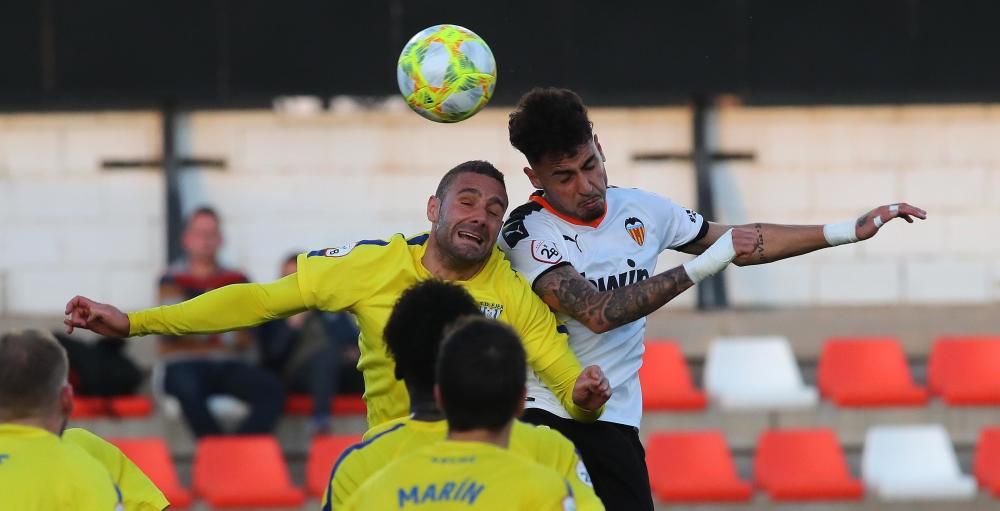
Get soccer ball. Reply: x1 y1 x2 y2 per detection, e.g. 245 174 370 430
396 24 497 123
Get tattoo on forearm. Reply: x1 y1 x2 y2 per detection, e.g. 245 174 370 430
540 266 694 332
856 214 868 230
753 223 766 263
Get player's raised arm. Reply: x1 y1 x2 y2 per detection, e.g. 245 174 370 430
678 202 928 266
64 273 309 338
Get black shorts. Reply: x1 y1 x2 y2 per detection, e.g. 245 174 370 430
522 408 653 511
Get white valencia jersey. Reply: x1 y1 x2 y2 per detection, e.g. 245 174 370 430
499 187 707 427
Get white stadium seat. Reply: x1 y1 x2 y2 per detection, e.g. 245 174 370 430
704 336 818 410
862 424 977 501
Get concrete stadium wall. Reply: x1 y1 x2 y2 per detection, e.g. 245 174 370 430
0 104 998 315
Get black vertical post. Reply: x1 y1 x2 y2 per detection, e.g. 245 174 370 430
693 95 728 310
163 101 183 264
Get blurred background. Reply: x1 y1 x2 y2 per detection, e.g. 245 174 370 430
1 1 999 510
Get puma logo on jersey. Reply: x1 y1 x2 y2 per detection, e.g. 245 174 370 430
501 220 529 248
563 234 583 253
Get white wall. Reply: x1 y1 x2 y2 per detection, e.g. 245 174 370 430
0 104 997 315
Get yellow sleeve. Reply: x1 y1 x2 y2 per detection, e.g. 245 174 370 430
128 273 307 336
323 449 366 510
544 431 604 511
63 429 170 511
504 272 603 422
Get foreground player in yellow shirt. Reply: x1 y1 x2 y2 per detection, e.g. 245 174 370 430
0 330 123 511
325 281 602 509
63 428 169 511
64 160 610 428
343 317 576 510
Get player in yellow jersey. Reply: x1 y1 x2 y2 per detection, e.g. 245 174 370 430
63 428 169 511
343 317 576 511
324 280 602 510
64 160 611 428
0 330 123 511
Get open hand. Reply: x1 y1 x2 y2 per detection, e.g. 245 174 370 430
856 203 927 240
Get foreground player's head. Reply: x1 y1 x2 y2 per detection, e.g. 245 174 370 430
0 330 73 434
509 87 609 222
427 160 509 269
182 206 223 263
384 280 481 399
435 317 526 433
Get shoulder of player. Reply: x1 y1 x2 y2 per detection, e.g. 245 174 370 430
302 232 427 261
511 420 577 454
334 422 409 472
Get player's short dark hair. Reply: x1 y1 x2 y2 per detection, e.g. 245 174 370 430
435 160 505 199
436 317 526 433
0 330 69 421
384 280 481 391
509 87 594 165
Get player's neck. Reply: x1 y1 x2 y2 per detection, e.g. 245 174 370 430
4 416 60 435
408 388 445 421
446 421 512 448
188 257 220 278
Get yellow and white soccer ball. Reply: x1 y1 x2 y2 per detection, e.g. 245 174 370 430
396 24 496 123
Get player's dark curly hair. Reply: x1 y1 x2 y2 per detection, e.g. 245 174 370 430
508 87 594 164
383 280 481 392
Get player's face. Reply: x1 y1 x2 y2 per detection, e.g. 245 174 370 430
429 172 508 266
182 213 222 262
525 137 608 222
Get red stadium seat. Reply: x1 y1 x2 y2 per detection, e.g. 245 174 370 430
646 431 752 503
974 427 1000 497
754 429 863 501
71 396 107 418
306 434 363 498
640 341 707 410
193 435 305 508
818 337 927 407
284 394 367 416
108 395 153 417
929 336 1000 405
111 437 193 509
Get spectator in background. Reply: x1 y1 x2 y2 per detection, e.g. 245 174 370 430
0 329 124 510
256 253 363 434
158 207 284 437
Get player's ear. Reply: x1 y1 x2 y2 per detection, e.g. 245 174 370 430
594 134 606 162
59 384 74 421
427 195 440 223
516 387 527 417
523 166 542 189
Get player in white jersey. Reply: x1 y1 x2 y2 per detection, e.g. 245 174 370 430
499 87 927 510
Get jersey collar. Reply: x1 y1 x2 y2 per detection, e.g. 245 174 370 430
529 192 606 228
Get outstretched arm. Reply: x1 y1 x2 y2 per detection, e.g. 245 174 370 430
533 230 740 334
677 203 928 266
65 273 308 338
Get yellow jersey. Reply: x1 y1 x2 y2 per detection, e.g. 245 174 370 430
129 232 601 428
341 440 575 511
325 418 601 510
63 428 169 511
0 423 123 511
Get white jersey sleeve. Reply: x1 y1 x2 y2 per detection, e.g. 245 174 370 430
499 209 572 286
644 191 707 252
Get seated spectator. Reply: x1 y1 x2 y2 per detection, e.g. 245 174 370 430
0 329 124 510
256 253 363 434
159 207 284 437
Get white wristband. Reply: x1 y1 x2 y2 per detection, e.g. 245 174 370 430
683 229 736 284
823 220 858 246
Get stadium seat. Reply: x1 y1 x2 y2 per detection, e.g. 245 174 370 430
306 434 363 498
928 336 1000 405
646 431 752 503
112 437 193 509
639 340 707 410
193 435 305 508
754 429 863 501
861 424 976 500
108 395 154 417
285 394 367 416
818 337 927 407
71 396 108 418
704 336 818 410
974 427 1000 497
